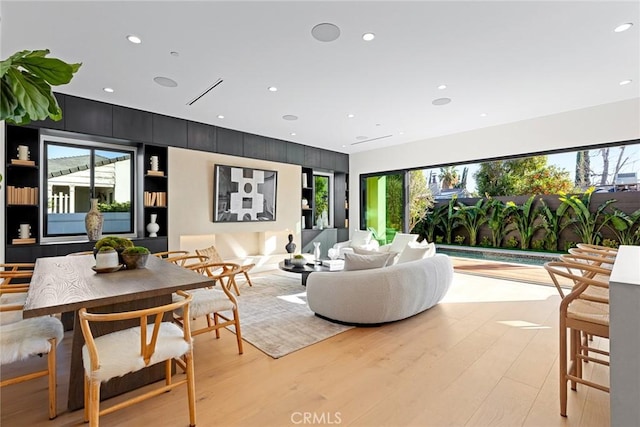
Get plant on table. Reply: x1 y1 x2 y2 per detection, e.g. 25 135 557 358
121 246 150 270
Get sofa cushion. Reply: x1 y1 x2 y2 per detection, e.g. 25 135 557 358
352 247 398 267
397 242 436 264
350 230 373 247
387 233 419 254
343 252 389 271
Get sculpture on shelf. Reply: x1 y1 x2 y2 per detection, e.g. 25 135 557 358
146 213 160 237
285 234 296 264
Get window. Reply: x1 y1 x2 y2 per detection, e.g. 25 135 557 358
41 133 136 241
314 172 333 228
361 172 406 245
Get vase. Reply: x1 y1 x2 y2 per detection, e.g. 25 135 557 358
313 241 321 264
85 198 104 241
146 213 160 237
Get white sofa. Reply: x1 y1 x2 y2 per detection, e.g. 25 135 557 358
306 254 453 324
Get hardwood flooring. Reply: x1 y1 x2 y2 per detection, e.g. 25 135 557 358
1 269 609 426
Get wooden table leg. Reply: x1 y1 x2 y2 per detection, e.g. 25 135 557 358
67 295 171 411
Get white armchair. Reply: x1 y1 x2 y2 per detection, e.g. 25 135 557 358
332 229 380 258
378 233 419 253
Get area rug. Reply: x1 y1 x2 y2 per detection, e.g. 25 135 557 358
225 272 353 359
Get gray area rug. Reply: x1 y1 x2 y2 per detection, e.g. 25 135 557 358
226 272 353 359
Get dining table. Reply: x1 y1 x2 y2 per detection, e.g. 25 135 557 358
23 254 215 411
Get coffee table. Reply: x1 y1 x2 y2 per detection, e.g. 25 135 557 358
278 260 330 286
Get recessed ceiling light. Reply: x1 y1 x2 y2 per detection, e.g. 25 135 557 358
341 144 347 148
126 35 142 44
347 114 355 118
282 114 298 121
103 87 114 93
614 23 633 33
432 97 452 106
480 112 488 117
311 23 341 42
438 84 447 90
362 33 375 41
290 132 296 136
399 131 405 135
153 76 178 87
619 79 632 85
217 115 225 119
356 136 368 140
268 86 278 92
170 51 179 57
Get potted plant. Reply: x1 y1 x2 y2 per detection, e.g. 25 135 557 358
291 254 307 268
93 236 134 262
95 246 119 269
121 246 151 270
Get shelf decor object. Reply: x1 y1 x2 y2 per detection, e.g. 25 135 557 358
146 213 160 237
85 198 104 241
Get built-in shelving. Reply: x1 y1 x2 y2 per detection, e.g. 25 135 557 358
143 145 168 237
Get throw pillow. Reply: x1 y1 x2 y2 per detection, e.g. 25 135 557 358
343 252 389 271
350 229 373 247
396 242 436 264
352 247 398 266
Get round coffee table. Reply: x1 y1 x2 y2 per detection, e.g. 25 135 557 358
278 261 329 286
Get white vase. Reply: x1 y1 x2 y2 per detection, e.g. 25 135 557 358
96 249 119 269
146 213 160 237
313 241 321 264
85 198 104 241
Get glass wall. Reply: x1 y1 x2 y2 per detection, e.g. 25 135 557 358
361 173 405 244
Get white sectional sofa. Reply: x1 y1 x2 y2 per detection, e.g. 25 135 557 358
306 254 453 325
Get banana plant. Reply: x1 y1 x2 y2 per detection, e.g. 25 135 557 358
506 195 543 250
486 198 516 248
453 199 488 246
414 205 447 243
604 207 640 245
439 196 460 244
558 187 616 246
538 198 570 252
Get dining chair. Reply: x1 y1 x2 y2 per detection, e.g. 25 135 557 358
0 264 34 318
0 292 64 420
195 245 254 295
1 263 35 287
78 291 196 427
174 261 244 354
153 250 190 259
545 261 610 417
164 254 208 268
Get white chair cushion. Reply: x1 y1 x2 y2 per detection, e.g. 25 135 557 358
82 322 190 382
1 316 64 365
0 292 28 325
343 252 390 271
397 242 436 264
173 289 235 318
387 233 419 254
350 230 373 247
352 247 398 267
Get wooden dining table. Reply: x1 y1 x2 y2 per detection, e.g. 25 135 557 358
23 254 215 411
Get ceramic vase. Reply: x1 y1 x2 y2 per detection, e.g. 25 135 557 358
85 198 104 241
146 213 160 237
96 249 119 269
313 241 321 264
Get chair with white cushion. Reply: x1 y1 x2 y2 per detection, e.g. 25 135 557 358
78 291 196 427
332 229 380 258
0 293 64 420
378 233 419 253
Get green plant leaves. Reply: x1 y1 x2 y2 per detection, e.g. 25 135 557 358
0 49 81 124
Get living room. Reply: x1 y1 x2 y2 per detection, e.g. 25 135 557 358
2 1 639 426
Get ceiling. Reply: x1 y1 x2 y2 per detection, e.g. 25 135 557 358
1 1 638 154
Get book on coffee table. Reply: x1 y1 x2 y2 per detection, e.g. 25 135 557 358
321 260 344 271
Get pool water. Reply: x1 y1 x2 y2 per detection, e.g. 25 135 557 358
437 246 558 266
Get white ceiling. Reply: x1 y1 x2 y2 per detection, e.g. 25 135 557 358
1 1 638 154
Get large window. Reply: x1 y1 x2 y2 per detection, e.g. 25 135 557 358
314 172 333 228
42 134 136 241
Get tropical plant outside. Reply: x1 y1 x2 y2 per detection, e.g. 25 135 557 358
506 195 542 250
454 199 488 246
558 187 616 246
604 207 640 245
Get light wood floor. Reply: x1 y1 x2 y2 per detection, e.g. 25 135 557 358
1 270 610 427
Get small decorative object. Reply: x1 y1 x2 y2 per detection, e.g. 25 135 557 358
85 198 104 241
121 246 151 270
19 223 31 239
302 198 308 208
313 241 321 264
291 254 306 268
285 233 296 261
95 246 119 269
17 145 30 160
302 216 306 229
328 248 339 260
150 155 159 171
147 213 160 237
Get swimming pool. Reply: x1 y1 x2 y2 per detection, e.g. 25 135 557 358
436 245 559 266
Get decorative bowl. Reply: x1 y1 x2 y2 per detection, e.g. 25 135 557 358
121 253 149 270
291 257 306 268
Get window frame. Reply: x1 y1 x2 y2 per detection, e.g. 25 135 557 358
40 131 138 243
313 171 334 228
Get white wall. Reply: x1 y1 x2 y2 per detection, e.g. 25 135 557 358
168 147 302 260
349 98 640 237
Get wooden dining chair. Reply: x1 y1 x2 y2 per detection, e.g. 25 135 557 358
174 262 244 354
78 291 196 427
0 293 64 420
1 263 35 287
195 245 254 295
153 250 189 259
545 261 610 417
164 254 208 268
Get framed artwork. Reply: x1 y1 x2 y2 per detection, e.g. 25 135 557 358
213 164 277 222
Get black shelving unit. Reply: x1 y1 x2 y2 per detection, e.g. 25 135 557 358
143 145 169 237
301 167 314 230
